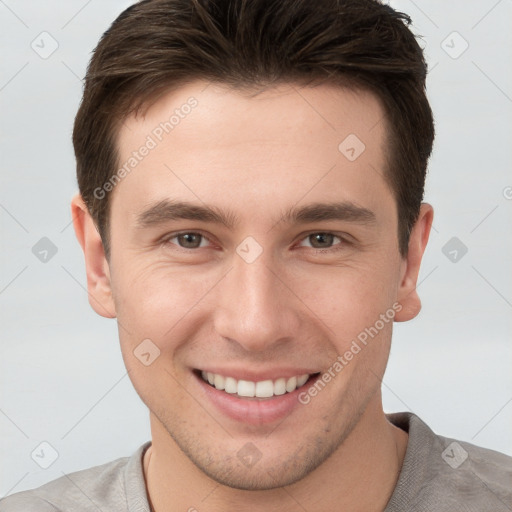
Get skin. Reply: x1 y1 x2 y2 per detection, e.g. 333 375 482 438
72 80 433 511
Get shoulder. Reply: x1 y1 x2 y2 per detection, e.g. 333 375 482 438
438 433 512 505
386 412 512 511
0 442 151 512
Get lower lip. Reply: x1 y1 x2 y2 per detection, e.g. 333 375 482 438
195 372 319 425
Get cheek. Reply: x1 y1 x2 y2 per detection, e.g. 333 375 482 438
110 260 222 354
111 262 203 404
113 261 194 318
295 260 399 338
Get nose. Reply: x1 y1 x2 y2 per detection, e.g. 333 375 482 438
213 248 301 353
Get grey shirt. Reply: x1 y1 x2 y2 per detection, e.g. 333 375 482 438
1 412 511 511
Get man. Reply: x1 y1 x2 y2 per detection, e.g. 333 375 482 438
1 0 510 510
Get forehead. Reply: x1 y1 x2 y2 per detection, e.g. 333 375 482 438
112 80 392 223
120 80 386 149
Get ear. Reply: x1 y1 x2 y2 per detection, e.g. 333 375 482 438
71 193 116 318
394 203 434 322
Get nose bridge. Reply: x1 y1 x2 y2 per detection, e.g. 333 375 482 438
214 249 298 351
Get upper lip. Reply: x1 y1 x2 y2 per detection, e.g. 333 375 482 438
195 367 320 382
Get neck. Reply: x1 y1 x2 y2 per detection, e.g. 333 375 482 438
143 396 408 512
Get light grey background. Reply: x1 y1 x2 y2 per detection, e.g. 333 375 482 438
1 0 511 497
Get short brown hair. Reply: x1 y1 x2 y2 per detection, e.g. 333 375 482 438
73 0 434 259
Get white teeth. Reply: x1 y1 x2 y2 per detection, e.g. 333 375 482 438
200 371 312 398
273 378 287 396
224 377 237 393
285 376 297 392
255 380 274 398
297 374 309 387
214 374 225 390
237 380 255 397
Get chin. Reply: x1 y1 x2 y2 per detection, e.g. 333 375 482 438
167 423 349 491
191 456 318 491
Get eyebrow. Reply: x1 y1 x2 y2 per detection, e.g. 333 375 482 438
135 199 376 230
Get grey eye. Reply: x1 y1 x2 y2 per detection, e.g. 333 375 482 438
173 233 206 249
302 233 340 249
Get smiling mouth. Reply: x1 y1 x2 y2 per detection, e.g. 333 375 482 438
195 369 321 399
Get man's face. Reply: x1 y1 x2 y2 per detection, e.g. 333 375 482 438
106 81 406 488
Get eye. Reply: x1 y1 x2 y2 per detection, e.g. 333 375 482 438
298 232 344 251
162 231 348 252
164 232 211 249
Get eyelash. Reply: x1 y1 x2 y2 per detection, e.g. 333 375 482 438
161 231 349 253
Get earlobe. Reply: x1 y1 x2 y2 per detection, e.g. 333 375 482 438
394 203 434 322
71 193 116 318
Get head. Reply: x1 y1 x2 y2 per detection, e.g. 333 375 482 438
72 0 434 491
